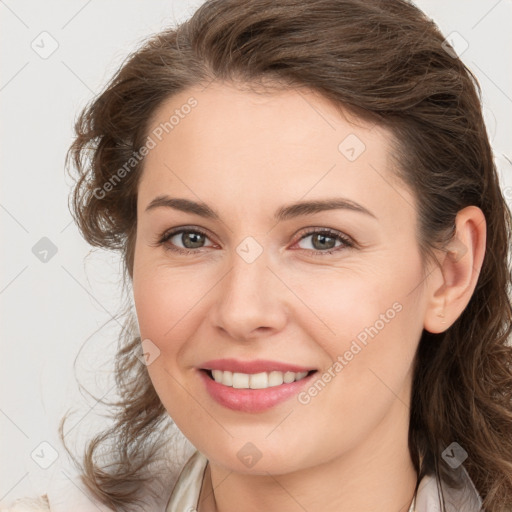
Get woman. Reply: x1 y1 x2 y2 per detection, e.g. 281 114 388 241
4 0 511 510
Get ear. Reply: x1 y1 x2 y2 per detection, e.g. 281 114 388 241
423 206 487 334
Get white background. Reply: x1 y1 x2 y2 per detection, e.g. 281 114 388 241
1 0 511 504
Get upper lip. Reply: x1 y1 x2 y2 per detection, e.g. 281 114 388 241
200 358 316 374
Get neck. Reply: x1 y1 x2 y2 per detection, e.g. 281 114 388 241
198 398 417 512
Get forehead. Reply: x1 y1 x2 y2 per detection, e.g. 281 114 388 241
138 81 414 225
144 80 381 155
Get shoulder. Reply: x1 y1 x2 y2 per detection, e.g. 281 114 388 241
0 495 50 512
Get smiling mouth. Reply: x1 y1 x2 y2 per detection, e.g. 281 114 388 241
201 368 317 389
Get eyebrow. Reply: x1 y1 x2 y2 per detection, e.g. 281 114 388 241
144 195 377 221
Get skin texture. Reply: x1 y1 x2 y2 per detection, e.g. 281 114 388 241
132 81 486 512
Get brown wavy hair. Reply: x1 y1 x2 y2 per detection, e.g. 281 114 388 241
62 0 512 510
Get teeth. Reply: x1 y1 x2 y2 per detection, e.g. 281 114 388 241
210 369 309 389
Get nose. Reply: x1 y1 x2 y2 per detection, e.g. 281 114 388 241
210 246 288 341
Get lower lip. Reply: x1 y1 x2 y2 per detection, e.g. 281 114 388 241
198 369 317 413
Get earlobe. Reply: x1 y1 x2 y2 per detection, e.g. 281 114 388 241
423 206 487 334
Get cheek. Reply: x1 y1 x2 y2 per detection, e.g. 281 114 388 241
281 262 412 353
287 276 422 463
132 266 206 427
290 253 424 391
132 234 203 335
132 262 192 356
133 273 167 341
131 259 219 386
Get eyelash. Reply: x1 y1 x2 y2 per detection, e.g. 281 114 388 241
153 226 355 256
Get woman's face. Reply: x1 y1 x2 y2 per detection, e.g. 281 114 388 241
132 81 431 474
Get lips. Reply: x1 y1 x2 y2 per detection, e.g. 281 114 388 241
198 367 318 412
199 358 316 374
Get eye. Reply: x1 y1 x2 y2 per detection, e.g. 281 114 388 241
152 226 355 256
292 228 354 256
154 227 216 255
